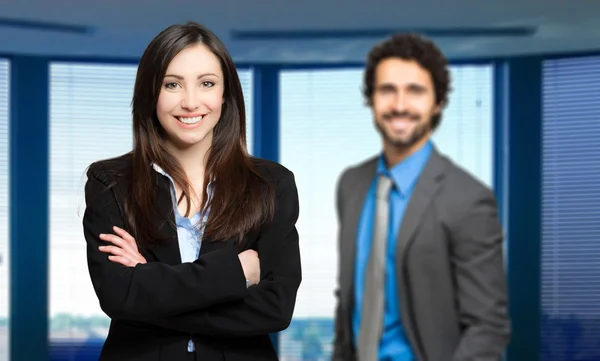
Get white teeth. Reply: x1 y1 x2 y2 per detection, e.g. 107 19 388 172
178 115 203 124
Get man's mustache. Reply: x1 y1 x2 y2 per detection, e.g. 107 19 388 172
381 111 420 121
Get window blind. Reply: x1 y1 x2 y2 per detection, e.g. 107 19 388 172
49 63 138 341
278 65 494 360
541 55 600 360
0 58 10 361
432 65 494 188
238 68 254 154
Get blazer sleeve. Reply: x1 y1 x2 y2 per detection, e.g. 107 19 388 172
151 169 302 337
450 188 511 361
83 163 248 322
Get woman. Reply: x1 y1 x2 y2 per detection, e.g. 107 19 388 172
83 21 301 361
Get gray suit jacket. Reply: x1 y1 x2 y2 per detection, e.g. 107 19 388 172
332 148 510 361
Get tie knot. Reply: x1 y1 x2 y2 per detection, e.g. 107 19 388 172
376 175 393 199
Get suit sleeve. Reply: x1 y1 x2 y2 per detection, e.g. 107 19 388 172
151 169 302 337
450 189 511 361
332 169 349 361
83 163 248 322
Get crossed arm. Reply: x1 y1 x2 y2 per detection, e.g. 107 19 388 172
83 163 302 336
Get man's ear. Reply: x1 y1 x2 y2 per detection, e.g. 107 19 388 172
433 101 445 116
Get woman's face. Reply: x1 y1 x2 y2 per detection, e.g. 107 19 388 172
156 43 224 151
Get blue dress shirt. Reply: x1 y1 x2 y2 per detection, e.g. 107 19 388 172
353 141 432 360
152 164 211 352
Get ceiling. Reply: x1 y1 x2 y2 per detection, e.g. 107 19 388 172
1 0 600 63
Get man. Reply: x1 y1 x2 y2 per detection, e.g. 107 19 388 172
332 33 510 361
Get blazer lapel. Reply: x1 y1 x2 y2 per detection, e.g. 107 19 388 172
340 158 377 306
396 148 446 262
144 172 182 266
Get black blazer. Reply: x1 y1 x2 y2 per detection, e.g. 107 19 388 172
82 152 302 361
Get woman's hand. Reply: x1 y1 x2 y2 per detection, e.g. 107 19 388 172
98 226 147 267
238 249 260 286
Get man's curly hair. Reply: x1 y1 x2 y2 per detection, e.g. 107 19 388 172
362 33 451 130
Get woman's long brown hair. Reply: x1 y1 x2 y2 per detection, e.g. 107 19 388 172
126 21 275 245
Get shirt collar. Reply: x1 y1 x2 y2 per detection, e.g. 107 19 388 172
151 163 214 192
376 140 433 194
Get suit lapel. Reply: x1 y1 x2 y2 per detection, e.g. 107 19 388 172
144 172 182 266
340 158 377 305
396 148 446 262
146 171 241 264
392 148 446 359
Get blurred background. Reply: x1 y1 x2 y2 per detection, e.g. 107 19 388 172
1 0 600 360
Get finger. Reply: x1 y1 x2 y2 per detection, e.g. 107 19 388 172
99 234 137 255
112 227 141 254
99 245 143 266
107 255 134 267
108 254 144 267
113 226 136 244
100 233 145 265
99 233 126 247
98 245 126 257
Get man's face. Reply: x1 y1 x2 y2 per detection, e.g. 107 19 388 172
372 58 441 150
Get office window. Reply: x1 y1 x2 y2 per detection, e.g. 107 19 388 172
0 59 10 361
238 68 254 153
431 65 494 188
49 63 138 342
278 65 494 359
541 56 600 360
49 62 254 344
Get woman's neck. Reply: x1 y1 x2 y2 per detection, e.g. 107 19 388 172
164 139 211 186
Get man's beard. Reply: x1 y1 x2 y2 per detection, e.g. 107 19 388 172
375 110 431 149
